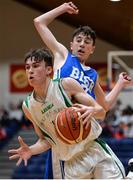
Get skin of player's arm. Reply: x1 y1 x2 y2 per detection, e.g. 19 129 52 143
62 78 106 120
33 3 68 63
95 73 133 112
33 3 78 70
94 78 109 111
22 105 51 156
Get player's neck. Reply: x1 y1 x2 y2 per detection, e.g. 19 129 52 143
34 79 51 103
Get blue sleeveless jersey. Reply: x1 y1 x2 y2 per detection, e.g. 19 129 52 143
55 52 98 99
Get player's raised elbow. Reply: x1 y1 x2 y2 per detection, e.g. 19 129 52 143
33 17 40 27
33 17 47 32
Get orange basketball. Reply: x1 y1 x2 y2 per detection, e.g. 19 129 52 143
55 107 91 144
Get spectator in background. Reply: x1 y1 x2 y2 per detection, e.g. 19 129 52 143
0 106 9 127
0 106 9 140
8 102 23 127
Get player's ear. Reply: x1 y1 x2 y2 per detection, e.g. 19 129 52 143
46 66 53 75
70 42 73 51
90 45 95 54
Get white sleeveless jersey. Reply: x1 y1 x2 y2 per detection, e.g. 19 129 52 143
23 79 102 161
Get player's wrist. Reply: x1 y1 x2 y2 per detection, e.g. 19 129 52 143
29 147 34 157
117 79 125 89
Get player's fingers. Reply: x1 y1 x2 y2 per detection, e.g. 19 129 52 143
9 154 20 160
79 112 86 120
24 159 28 166
123 74 132 81
82 119 91 130
82 118 88 125
84 122 90 130
16 158 22 166
18 136 26 147
68 2 78 10
121 71 127 75
79 111 92 120
73 104 85 112
121 72 128 76
121 72 132 81
82 114 92 124
8 149 18 154
73 103 82 108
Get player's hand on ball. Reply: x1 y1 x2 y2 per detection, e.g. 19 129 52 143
55 107 91 143
73 103 94 129
8 136 32 166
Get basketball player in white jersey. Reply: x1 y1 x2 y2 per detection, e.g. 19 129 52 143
8 48 133 179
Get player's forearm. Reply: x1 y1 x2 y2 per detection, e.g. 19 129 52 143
105 80 123 110
93 106 106 120
34 4 67 26
29 139 51 156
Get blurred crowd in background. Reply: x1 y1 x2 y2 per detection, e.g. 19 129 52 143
100 100 133 139
0 101 32 146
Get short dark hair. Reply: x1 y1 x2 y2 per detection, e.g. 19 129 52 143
72 26 96 45
24 48 53 66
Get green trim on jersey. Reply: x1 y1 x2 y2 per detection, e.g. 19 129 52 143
23 94 56 145
95 138 125 178
24 95 31 108
53 78 59 82
58 79 72 107
39 127 56 145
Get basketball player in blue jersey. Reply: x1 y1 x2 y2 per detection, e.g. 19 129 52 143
34 2 132 105
9 48 133 179
33 2 133 179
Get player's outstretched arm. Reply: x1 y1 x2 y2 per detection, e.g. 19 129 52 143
8 136 32 166
8 102 51 166
95 72 133 111
8 137 51 166
106 72 133 105
33 2 78 63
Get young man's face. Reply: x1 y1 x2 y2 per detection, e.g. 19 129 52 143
70 33 95 64
25 58 52 87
